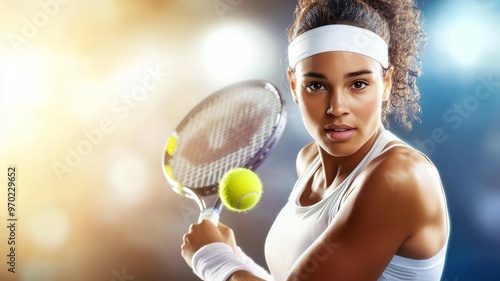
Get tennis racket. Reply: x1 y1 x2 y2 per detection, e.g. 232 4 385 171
162 80 287 226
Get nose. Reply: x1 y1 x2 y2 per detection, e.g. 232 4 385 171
326 91 349 117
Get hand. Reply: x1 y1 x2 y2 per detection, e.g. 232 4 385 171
181 220 238 268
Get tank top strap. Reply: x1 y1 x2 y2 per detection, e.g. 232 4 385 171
380 131 437 167
344 130 398 179
380 143 406 155
335 130 403 211
288 154 321 201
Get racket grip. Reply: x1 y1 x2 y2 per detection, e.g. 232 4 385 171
198 208 220 226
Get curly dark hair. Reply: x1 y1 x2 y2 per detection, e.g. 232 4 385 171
287 0 427 130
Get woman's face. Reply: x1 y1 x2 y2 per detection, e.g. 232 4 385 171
288 51 392 157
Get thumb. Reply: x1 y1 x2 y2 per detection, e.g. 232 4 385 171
217 222 234 236
216 222 238 252
217 221 230 230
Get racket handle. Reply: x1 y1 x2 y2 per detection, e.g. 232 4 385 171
198 208 220 226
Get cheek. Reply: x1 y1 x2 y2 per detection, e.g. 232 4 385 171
298 94 325 118
296 95 325 131
352 91 383 120
299 102 319 124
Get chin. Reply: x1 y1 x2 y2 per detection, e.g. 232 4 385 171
322 141 361 158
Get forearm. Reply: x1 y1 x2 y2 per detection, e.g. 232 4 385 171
228 270 266 281
234 247 272 280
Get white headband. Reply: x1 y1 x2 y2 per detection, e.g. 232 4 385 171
288 24 389 68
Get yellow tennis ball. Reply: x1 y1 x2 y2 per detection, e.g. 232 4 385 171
218 168 263 212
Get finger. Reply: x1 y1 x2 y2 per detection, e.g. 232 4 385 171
188 223 196 232
198 219 219 232
188 222 206 234
182 233 190 244
218 222 233 234
217 221 229 229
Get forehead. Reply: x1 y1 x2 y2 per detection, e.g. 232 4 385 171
295 51 382 76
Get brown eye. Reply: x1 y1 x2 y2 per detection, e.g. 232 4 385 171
351 81 368 90
306 82 326 91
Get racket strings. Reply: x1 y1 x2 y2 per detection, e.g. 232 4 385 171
171 86 281 188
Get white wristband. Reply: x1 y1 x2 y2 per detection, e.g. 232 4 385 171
192 242 250 281
235 247 273 281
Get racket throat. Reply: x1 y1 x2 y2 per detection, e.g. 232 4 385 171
198 198 223 226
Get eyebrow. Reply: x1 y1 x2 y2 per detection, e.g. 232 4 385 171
344 70 373 79
302 72 327 79
301 69 373 79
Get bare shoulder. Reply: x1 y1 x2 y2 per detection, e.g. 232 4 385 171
349 144 447 256
366 145 442 196
296 142 318 177
356 145 443 211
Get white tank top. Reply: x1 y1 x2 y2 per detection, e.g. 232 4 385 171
265 130 449 281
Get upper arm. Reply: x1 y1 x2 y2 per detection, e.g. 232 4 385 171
286 149 445 280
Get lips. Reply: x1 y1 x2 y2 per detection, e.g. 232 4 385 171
325 125 355 141
330 128 349 132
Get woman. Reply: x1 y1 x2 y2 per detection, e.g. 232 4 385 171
181 0 449 280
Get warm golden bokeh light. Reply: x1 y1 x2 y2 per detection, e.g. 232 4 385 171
0 1 261 280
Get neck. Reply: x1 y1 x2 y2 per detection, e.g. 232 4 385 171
318 126 385 188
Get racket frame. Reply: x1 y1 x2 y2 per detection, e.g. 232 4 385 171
162 80 287 215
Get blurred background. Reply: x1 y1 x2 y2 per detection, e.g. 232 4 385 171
0 0 498 280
